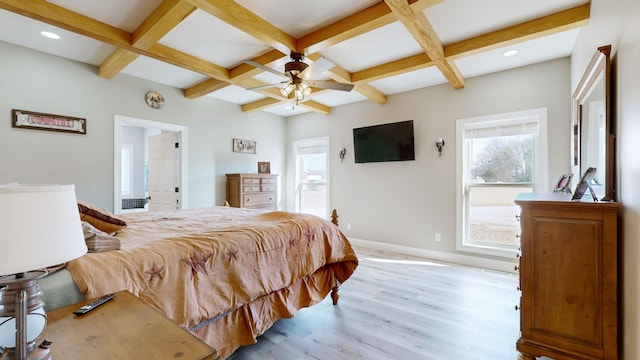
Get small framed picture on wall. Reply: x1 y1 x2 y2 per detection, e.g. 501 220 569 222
258 162 270 174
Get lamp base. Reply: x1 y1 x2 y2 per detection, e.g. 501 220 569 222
0 271 51 360
3 345 51 360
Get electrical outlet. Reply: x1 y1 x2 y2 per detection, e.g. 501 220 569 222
347 222 352 230
435 233 441 242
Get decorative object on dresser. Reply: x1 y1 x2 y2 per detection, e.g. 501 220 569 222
226 173 277 210
257 161 271 174
514 193 619 360
0 184 88 360
552 173 573 194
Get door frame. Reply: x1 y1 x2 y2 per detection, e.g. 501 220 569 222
114 115 188 214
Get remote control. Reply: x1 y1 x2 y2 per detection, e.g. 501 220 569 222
73 293 115 316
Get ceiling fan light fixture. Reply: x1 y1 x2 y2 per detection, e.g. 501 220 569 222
300 82 311 96
294 88 305 102
281 83 295 97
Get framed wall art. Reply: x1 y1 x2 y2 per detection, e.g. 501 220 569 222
12 109 86 134
233 138 256 154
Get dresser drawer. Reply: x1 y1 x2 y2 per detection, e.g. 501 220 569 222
262 178 276 185
243 193 275 207
243 178 261 184
261 185 276 192
243 185 261 192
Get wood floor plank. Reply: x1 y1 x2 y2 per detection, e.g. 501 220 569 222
228 248 520 359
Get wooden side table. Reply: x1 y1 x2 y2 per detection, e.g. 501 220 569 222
44 291 216 360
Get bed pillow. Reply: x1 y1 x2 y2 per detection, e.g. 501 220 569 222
77 200 127 235
81 221 121 252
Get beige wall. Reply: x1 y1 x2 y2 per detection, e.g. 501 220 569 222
286 57 571 268
0 41 286 211
572 0 640 358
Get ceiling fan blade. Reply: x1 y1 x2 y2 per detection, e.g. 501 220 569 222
306 80 354 92
300 57 335 80
244 60 286 78
246 81 287 91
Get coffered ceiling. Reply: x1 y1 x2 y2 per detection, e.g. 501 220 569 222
0 0 589 117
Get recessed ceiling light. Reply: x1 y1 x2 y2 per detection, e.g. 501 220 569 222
40 31 61 40
503 49 518 57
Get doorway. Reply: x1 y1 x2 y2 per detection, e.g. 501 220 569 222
113 115 188 214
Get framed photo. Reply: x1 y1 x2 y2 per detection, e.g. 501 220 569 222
233 138 256 154
572 167 598 201
12 109 86 134
258 161 270 174
553 173 573 193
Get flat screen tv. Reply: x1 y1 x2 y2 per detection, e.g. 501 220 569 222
353 120 415 163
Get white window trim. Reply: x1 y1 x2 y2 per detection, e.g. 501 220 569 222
456 108 548 258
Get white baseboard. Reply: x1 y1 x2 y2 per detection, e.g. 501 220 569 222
348 238 518 274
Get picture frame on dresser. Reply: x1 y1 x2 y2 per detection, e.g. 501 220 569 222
553 173 573 194
258 162 270 174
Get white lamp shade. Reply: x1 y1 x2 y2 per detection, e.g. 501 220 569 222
0 184 87 275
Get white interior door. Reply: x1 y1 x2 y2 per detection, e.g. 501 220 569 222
148 132 180 212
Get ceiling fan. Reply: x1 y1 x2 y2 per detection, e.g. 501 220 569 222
245 53 354 104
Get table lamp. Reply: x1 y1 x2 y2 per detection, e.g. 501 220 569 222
0 184 87 360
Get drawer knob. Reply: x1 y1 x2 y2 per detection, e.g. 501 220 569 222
514 265 520 272
514 305 520 311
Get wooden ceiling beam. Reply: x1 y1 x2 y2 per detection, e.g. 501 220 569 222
99 0 197 79
184 0 295 54
147 43 229 80
298 0 442 55
329 67 387 104
353 53 433 83
184 78 230 99
0 0 130 47
241 98 283 113
351 5 589 85
384 0 464 89
229 50 288 81
445 3 590 59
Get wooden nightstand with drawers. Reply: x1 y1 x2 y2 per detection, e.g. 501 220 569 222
226 173 278 210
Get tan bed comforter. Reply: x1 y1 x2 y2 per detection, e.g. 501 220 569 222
66 206 358 358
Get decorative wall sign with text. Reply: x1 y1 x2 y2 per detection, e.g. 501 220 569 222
12 109 86 134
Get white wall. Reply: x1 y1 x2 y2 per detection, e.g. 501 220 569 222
0 41 286 211
572 0 640 358
286 58 571 267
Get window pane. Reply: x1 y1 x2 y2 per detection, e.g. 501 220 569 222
468 185 531 248
469 134 534 184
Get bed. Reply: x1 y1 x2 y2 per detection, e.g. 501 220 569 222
40 205 358 359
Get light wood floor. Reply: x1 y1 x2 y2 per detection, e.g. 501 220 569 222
228 247 521 360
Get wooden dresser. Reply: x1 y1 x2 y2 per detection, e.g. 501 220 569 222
226 173 278 210
514 193 619 360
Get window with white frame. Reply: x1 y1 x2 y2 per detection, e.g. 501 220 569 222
456 108 548 257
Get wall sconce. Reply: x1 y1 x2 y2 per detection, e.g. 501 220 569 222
338 147 347 162
436 138 445 156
